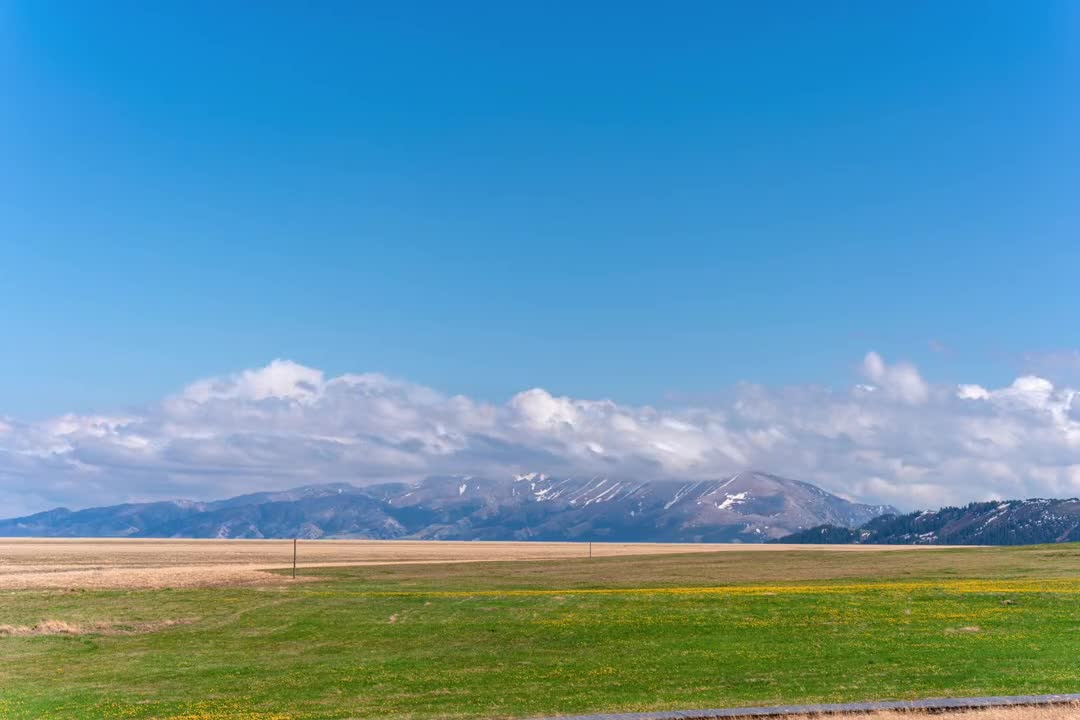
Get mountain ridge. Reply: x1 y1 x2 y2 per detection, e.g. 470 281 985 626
774 498 1080 545
0 471 895 542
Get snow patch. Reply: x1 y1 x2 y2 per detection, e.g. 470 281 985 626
716 492 749 511
664 483 695 510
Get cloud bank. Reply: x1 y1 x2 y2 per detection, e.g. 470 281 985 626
2 353 1079 517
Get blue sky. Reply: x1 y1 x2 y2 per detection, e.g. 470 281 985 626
2 1 1078 421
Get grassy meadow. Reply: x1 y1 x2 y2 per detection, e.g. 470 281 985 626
1 544 1078 720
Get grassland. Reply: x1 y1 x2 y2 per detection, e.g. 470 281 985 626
0 542 1077 720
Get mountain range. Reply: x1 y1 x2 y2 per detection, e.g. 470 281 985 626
776 498 1080 545
0 472 896 542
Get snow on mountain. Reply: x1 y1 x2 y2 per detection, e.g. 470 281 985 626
777 498 1080 545
0 471 899 542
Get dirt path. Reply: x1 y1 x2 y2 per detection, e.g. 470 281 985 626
533 696 1080 720
783 707 1080 719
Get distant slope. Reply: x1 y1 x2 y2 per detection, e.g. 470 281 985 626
379 472 895 542
0 471 895 541
775 498 1080 545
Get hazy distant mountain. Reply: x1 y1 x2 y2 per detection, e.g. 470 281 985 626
775 498 1080 545
0 472 896 541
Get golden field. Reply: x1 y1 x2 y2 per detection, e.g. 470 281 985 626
0 537 953 590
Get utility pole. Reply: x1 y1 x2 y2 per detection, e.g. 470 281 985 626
292 537 297 579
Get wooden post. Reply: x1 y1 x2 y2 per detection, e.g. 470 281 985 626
292 537 297 579
589 541 592 559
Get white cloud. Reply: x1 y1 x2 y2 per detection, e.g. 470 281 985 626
957 384 990 401
179 359 326 404
1 352 1079 517
861 351 929 405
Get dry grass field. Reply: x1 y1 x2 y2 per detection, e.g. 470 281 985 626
0 538 953 590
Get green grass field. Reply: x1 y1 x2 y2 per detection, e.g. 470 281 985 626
1 545 1078 720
